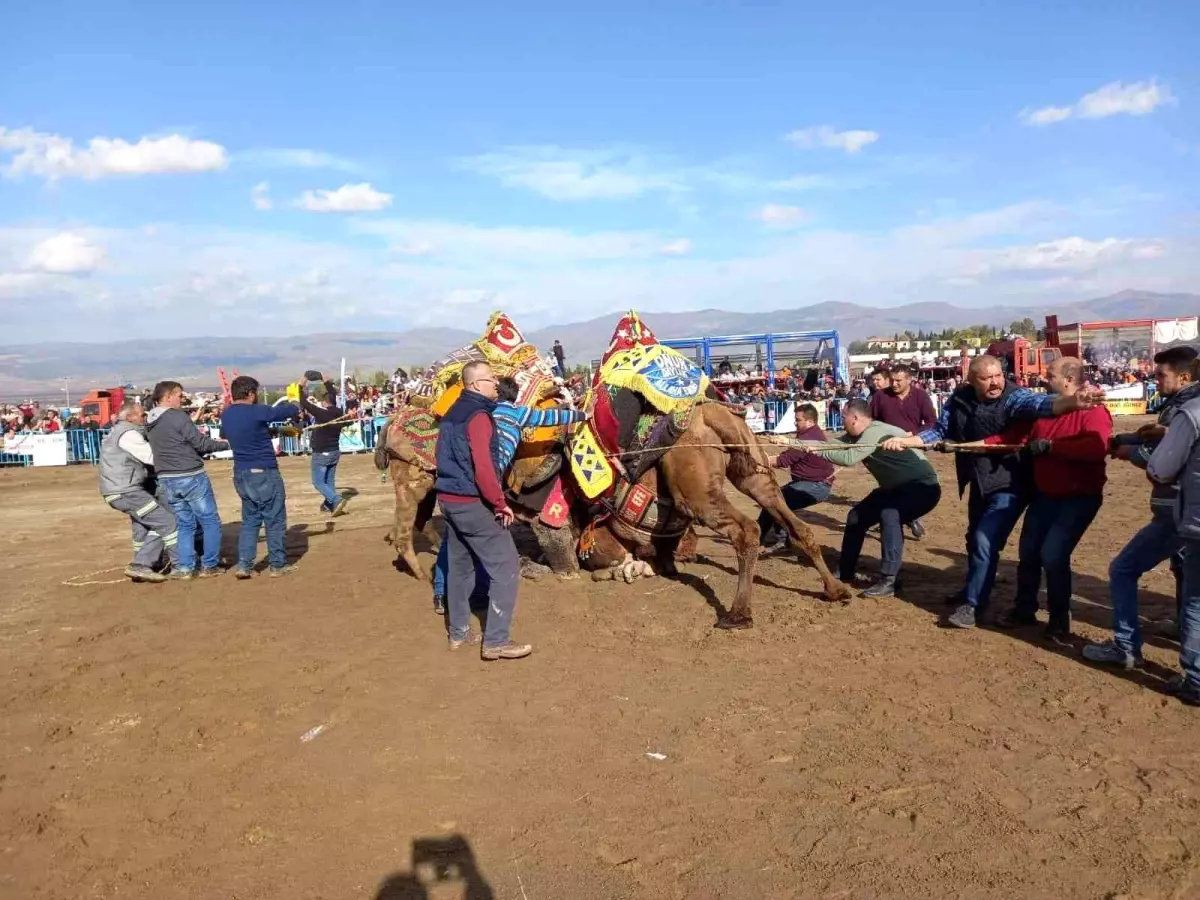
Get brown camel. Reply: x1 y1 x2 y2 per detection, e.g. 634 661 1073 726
576 401 852 628
376 400 852 627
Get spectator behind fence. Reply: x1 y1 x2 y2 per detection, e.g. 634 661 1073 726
221 375 301 579
871 366 937 540
146 380 229 579
99 400 179 584
299 374 349 518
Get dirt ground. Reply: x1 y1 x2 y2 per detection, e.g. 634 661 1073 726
1 419 1194 900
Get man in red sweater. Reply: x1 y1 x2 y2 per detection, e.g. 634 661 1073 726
759 403 835 549
985 357 1112 639
870 365 937 539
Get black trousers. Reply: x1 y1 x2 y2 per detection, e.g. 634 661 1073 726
840 481 942 581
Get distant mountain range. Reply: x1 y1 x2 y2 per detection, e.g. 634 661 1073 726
3 290 1197 398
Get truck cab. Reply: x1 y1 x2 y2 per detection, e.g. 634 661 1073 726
79 388 127 426
986 338 1061 382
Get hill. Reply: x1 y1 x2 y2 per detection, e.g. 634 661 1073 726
2 291 1196 398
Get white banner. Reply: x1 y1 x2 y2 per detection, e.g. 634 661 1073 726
744 405 765 434
3 433 68 466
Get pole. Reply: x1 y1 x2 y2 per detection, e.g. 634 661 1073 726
339 357 346 409
63 378 70 408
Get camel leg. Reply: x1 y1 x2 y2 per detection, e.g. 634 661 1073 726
733 470 853 603
387 460 427 580
530 519 580 579
668 467 761 629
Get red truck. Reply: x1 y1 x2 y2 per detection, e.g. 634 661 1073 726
79 387 127 425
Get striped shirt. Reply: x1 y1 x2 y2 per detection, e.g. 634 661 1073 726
493 403 586 473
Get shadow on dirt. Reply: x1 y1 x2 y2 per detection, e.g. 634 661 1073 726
373 834 495 900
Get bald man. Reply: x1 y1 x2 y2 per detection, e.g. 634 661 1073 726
979 358 1112 640
882 354 1098 629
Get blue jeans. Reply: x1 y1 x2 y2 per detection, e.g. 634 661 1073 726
963 488 1027 610
1108 514 1181 655
1181 541 1200 691
758 480 832 544
311 450 342 510
1013 493 1102 627
160 472 222 571
233 468 288 570
433 530 491 607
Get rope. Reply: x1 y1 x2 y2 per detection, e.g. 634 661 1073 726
608 439 1026 456
301 412 362 432
62 567 128 587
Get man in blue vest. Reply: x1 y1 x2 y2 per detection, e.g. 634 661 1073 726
435 361 530 660
882 354 1098 629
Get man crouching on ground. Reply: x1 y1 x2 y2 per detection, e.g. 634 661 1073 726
435 361 531 660
99 400 180 583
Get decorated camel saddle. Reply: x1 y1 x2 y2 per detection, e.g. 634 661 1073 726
567 312 711 542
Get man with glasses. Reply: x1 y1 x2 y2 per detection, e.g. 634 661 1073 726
435 362 530 661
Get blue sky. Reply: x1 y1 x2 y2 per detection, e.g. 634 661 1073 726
1 0 1196 341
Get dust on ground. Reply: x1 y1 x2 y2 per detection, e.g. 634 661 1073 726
0 419 1193 900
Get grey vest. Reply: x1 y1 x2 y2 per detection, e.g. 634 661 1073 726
98 421 150 496
1174 397 1200 541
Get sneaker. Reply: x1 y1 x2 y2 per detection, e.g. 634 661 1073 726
481 641 533 661
862 575 897 598
197 567 223 578
125 564 166 584
908 519 926 540
233 568 253 580
448 631 481 651
269 564 299 578
995 609 1039 629
1042 623 1072 646
166 569 195 581
433 595 446 615
1082 641 1140 670
947 604 977 629
1163 675 1200 705
332 497 350 517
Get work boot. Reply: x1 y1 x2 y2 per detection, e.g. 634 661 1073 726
269 564 299 578
233 567 253 580
432 594 446 615
995 608 1039 629
481 641 533 661
1082 641 1141 670
1043 619 1071 646
125 564 166 584
166 568 195 581
908 519 926 540
332 497 350 517
862 575 897 598
197 567 222 578
448 631 481 651
947 604 977 629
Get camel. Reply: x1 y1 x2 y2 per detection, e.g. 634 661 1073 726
375 399 853 629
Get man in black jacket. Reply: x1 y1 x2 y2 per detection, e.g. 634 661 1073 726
299 374 349 517
145 380 230 578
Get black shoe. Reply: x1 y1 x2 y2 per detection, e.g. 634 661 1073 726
433 595 446 615
1168 676 1200 707
908 519 926 540
862 576 897 598
995 609 1039 629
947 604 976 629
1043 620 1071 646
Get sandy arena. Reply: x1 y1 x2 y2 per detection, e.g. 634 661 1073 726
1 421 1194 900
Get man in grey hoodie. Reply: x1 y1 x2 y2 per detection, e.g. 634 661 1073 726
1146 365 1200 706
146 381 229 579
1084 346 1198 669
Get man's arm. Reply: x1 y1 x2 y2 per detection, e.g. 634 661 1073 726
809 434 878 467
774 448 804 470
465 414 508 511
982 420 1034 447
117 429 155 465
1147 414 1199 484
183 417 229 455
269 402 302 422
511 405 586 429
1005 387 1099 420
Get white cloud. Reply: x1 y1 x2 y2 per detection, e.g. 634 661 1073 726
755 204 809 226
296 182 393 213
26 233 106 274
963 236 1166 276
251 181 273 211
354 219 671 263
659 238 692 256
239 148 362 173
1021 79 1174 126
461 146 686 200
785 125 880 154
0 127 228 179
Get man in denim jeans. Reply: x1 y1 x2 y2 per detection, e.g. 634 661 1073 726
220 375 301 579
145 381 230 578
1084 347 1199 669
298 374 349 517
